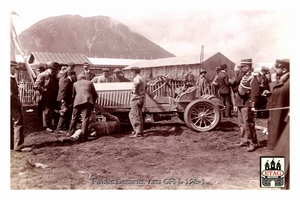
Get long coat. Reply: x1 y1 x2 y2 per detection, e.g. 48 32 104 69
267 73 289 150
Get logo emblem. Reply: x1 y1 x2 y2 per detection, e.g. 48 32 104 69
260 156 285 188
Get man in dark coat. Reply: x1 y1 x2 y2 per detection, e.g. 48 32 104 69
34 62 59 132
68 74 98 140
56 70 77 133
217 64 232 117
267 59 290 150
11 61 30 152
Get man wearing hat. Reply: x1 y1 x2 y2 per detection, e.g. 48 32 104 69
233 59 258 152
250 66 270 119
34 62 59 132
10 61 31 152
217 64 232 118
129 67 146 137
196 69 209 97
92 68 113 83
78 62 96 81
267 59 289 150
267 59 290 189
111 68 130 82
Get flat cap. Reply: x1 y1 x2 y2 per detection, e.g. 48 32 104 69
199 69 207 74
102 68 110 72
113 69 121 73
131 66 140 72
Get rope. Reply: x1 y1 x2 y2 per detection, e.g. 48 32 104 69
254 106 289 112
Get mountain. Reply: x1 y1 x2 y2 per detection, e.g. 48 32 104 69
18 15 175 59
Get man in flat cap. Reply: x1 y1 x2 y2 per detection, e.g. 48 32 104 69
10 61 31 152
78 62 96 81
92 68 113 83
34 62 59 132
233 59 258 152
129 67 146 137
111 68 130 82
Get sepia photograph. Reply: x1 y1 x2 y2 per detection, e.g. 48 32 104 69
4 0 298 196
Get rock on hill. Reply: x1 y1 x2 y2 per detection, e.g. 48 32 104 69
18 15 175 59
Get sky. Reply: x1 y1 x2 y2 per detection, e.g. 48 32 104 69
5 0 294 67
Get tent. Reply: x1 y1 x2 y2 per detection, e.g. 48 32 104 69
122 52 235 81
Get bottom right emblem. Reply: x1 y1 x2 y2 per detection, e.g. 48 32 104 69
260 156 285 188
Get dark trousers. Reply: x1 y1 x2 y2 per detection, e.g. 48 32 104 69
69 103 93 139
219 93 231 117
56 102 72 131
11 105 24 150
42 92 57 128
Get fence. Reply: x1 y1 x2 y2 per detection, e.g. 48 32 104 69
147 77 220 99
18 82 36 105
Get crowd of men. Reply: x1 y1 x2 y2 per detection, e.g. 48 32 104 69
10 58 290 153
202 58 289 154
10 61 143 152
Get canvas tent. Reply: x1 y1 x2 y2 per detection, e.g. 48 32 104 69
123 52 236 81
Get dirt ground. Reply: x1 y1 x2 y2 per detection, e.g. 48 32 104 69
10 105 279 190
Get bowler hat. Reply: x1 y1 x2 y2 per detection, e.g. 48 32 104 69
275 59 290 69
67 70 76 76
199 69 207 74
49 62 59 70
261 66 269 71
83 62 89 65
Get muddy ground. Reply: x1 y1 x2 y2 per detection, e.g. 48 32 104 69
10 105 279 190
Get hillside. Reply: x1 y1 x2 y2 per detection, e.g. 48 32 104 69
18 15 175 59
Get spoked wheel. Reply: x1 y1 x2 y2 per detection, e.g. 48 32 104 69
184 99 221 132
